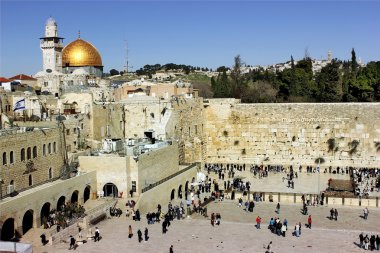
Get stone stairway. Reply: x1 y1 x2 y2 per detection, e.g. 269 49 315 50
20 227 46 247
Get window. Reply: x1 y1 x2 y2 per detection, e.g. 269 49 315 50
81 123 84 130
33 146 37 158
28 175 33 186
43 144 46 156
10 151 14 164
74 128 77 134
21 148 25 162
2 152 6 165
27 147 31 160
48 143 52 154
49 168 53 179
66 129 70 135
53 142 56 153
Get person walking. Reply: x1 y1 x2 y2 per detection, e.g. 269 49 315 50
330 208 334 220
94 227 100 242
363 207 369 220
334 209 338 221
276 203 280 214
359 233 364 248
308 215 312 229
137 229 143 243
256 216 261 229
144 227 149 242
170 245 174 253
128 225 133 238
294 223 300 237
69 235 76 250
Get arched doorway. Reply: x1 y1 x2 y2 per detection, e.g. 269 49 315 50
1 218 15 241
57 196 66 210
185 181 189 200
178 185 183 199
71 190 79 204
170 189 175 201
40 202 50 226
84 186 91 203
103 183 118 197
22 210 34 234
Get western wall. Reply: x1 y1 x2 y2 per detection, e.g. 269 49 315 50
203 99 380 168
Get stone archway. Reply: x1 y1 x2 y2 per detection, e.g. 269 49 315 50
103 183 118 197
40 202 50 226
22 210 34 234
1 218 15 241
57 196 66 210
170 189 175 201
178 184 183 199
185 181 189 200
83 185 91 203
71 190 79 204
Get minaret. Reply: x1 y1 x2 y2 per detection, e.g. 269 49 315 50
327 50 332 62
40 17 64 72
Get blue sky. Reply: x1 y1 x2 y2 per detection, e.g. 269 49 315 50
1 1 379 77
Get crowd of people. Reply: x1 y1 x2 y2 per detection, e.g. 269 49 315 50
352 168 380 197
41 162 379 252
42 202 85 232
358 233 380 250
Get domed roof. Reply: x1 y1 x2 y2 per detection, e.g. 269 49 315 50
46 17 57 26
62 38 102 67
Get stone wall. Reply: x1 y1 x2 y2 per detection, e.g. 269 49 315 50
92 103 124 143
0 171 96 234
204 99 380 167
136 164 198 213
78 155 128 197
172 97 204 164
0 127 65 196
78 143 179 197
137 143 179 191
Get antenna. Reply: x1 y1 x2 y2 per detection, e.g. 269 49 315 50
124 40 133 74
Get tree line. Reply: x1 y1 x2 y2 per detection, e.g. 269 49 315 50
135 63 211 77
212 50 380 103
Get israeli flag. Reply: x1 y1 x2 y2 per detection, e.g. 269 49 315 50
13 98 26 111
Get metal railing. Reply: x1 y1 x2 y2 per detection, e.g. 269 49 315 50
141 163 198 193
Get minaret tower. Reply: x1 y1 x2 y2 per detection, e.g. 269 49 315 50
40 17 64 72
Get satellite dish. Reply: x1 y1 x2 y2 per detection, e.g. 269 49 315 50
46 69 52 73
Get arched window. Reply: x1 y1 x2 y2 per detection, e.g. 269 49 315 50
43 144 46 156
21 148 25 162
28 175 33 186
10 151 14 164
49 168 52 179
27 147 31 160
2 152 6 165
33 146 37 158
48 143 51 154
53 142 56 153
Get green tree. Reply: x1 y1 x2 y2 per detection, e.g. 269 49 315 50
213 70 231 98
351 48 358 75
230 55 246 99
109 69 119 76
316 60 343 102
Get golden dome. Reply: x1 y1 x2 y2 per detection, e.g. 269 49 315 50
62 38 102 67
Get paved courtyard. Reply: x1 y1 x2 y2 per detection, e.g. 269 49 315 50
33 200 380 253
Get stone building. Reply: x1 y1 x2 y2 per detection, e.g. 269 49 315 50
0 126 65 198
